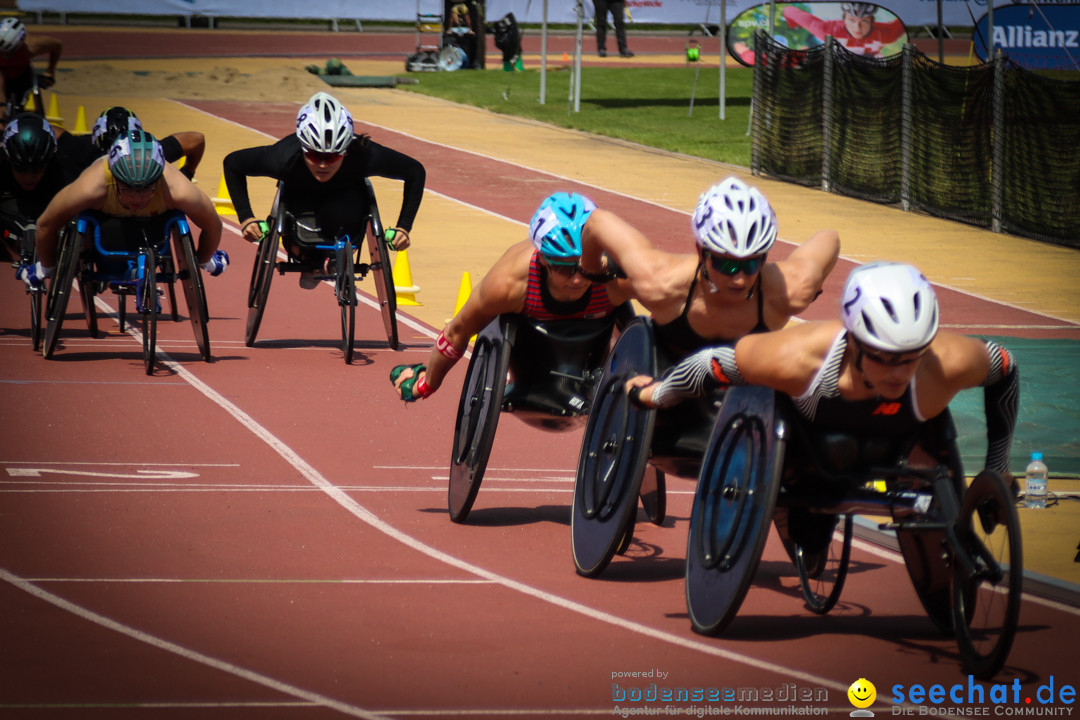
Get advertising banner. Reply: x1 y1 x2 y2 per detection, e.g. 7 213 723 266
727 1 908 65
974 4 1080 69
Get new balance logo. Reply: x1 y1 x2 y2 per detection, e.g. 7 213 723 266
872 402 902 416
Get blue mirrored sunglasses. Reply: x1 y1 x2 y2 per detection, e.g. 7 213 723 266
544 258 585 277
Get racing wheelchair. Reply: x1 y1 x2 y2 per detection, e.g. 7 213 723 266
3 72 46 123
246 179 397 363
447 304 640 523
42 210 210 374
1 211 44 351
571 316 723 576
684 384 1022 680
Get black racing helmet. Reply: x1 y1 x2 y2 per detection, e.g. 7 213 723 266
92 106 143 152
3 113 57 173
107 130 165 189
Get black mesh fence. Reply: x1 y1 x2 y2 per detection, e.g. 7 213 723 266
751 32 1080 248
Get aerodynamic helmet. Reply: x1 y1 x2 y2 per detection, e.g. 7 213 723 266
295 92 354 155
0 18 26 54
529 192 597 260
107 130 165 189
692 177 777 258
92 107 143 153
841 262 939 353
841 2 876 18
3 113 57 173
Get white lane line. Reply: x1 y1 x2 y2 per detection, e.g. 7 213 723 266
0 568 389 720
24 578 494 585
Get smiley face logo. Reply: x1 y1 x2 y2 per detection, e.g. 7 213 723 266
847 678 876 709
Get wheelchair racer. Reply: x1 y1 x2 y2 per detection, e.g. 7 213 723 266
0 113 78 262
627 262 1019 488
580 176 839 363
19 129 227 287
223 91 425 289
0 17 61 125
58 106 206 181
390 192 633 402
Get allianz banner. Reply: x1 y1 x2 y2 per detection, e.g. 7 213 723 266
974 4 1080 69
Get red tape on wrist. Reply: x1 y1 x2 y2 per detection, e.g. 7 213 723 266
414 375 433 398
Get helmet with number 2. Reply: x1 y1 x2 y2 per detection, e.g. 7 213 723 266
692 177 777 258
295 92 354 154
529 192 597 260
842 262 939 353
108 130 166 189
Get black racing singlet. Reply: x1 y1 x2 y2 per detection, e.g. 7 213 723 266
654 270 769 361
793 331 927 439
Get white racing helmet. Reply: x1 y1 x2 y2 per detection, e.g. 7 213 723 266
841 262 939 353
0 17 25 54
295 92 354 154
692 177 778 258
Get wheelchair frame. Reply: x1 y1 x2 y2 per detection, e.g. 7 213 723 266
685 385 1022 680
43 211 210 374
2 214 45 351
4 72 45 123
447 308 633 523
246 179 397 363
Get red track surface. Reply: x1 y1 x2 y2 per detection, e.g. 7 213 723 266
2 28 1077 720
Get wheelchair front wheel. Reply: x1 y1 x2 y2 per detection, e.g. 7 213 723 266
140 246 159 375
43 226 84 359
794 513 852 614
337 241 357 364
175 230 210 361
951 470 1022 680
366 217 398 351
448 319 510 522
246 222 278 346
685 385 784 635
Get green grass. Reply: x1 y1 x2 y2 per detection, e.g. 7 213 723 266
398 66 756 167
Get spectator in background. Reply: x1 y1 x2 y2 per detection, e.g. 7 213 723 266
594 0 634 58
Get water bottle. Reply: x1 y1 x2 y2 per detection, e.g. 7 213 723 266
1025 452 1048 509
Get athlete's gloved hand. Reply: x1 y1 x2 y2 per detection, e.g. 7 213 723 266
17 261 53 289
390 363 432 402
384 227 411 251
200 250 230 277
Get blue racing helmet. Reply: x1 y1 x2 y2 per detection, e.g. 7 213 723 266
528 192 597 260
107 130 165 189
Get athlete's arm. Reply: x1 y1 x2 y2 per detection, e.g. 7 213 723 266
772 228 839 315
163 164 222 264
35 159 107 267
223 138 292 242
580 208 681 311
360 141 426 249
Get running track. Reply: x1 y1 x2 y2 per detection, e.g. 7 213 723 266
2 29 1078 720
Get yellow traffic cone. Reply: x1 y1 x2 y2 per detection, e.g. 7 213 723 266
73 105 89 134
391 248 421 306
46 94 63 125
25 93 36 113
453 271 472 316
212 174 236 216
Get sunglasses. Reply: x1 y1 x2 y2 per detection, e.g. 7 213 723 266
707 253 766 277
543 258 586 278
303 149 345 164
858 342 929 367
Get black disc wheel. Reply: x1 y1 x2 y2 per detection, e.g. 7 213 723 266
795 513 853 614
639 467 666 526
364 190 398 350
448 318 511 523
43 225 84 359
175 227 210 361
571 317 656 578
337 241 357 364
952 470 1023 680
246 218 279 347
140 246 159 375
685 385 784 636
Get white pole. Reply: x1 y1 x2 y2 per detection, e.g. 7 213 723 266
540 0 548 104
573 0 584 113
719 0 727 120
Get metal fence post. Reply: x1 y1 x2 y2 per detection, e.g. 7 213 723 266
822 35 834 193
900 43 913 212
750 29 763 176
992 51 1004 233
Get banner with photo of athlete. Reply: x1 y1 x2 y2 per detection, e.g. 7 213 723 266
728 1 908 67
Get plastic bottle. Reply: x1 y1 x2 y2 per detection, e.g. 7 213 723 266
1025 452 1048 509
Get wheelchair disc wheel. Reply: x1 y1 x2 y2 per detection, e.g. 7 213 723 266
640 467 666 526
43 226 84 359
175 230 210 362
337 242 357 364
951 470 1022 680
685 385 784 635
571 317 656 578
448 319 510 523
246 222 278 347
795 513 852 614
141 246 158 375
366 215 398 351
